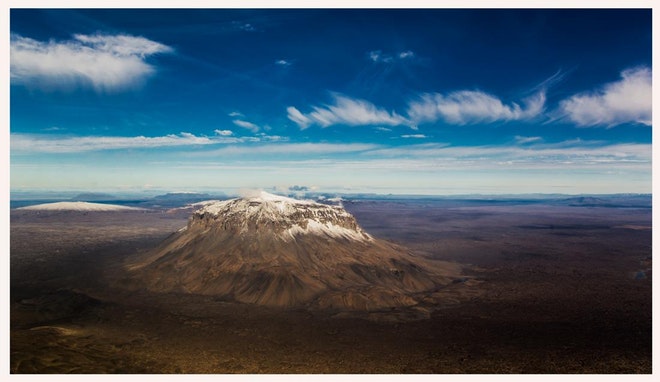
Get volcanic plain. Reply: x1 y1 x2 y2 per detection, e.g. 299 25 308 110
9 195 652 373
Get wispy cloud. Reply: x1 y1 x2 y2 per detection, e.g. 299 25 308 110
369 141 651 168
514 135 543 144
401 134 427 139
407 90 546 125
206 142 380 156
558 67 651 127
531 69 568 93
10 33 173 92
275 59 291 66
368 50 415 63
232 119 260 133
214 129 233 136
369 50 392 63
286 107 312 129
228 111 243 117
238 23 256 32
192 138 650 170
11 132 235 153
287 94 408 129
288 90 548 129
255 133 286 142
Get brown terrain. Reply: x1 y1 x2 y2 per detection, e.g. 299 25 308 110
9 198 652 373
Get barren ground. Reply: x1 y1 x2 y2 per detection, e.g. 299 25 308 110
9 200 652 373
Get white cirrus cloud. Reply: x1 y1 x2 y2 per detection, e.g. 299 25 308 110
275 59 291 66
256 134 287 142
407 90 546 125
41 126 64 132
11 132 231 153
369 50 415 63
558 67 651 127
286 106 312 129
368 50 392 63
401 134 427 139
214 129 234 136
287 94 409 130
207 143 381 156
232 119 260 133
10 33 173 92
368 141 651 168
514 135 543 144
240 23 256 32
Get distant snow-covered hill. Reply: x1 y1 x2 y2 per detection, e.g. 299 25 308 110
16 201 145 212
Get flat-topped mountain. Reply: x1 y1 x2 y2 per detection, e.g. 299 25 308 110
126 191 460 310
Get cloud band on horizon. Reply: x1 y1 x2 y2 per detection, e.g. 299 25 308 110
11 132 235 153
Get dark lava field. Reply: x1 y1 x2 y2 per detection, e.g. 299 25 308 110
9 196 652 373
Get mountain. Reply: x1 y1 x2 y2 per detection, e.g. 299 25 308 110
125 191 460 310
142 192 226 208
70 192 119 202
16 201 145 212
557 195 652 208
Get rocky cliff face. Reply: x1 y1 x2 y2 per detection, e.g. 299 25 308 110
125 191 460 310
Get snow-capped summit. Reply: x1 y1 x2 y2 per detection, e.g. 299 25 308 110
126 190 461 311
196 190 314 215
193 191 371 242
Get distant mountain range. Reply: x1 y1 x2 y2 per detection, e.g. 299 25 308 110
10 191 651 210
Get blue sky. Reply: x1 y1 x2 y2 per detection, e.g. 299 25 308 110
9 8 652 195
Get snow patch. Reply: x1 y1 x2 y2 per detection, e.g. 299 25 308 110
285 219 372 242
241 190 314 204
188 199 225 208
